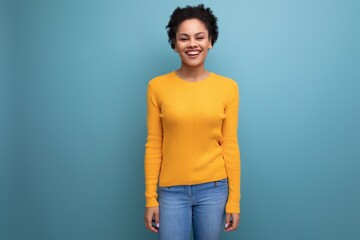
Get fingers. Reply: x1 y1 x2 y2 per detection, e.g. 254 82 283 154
225 212 231 229
144 207 159 233
225 213 240 232
154 210 160 228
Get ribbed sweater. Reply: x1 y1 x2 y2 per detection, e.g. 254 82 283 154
144 71 241 213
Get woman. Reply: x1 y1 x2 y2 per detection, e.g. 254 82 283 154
144 4 241 240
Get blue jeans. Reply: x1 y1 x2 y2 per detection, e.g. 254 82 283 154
158 178 228 240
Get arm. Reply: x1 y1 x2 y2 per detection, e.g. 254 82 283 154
144 83 162 233
222 82 241 231
222 82 241 214
144 82 163 208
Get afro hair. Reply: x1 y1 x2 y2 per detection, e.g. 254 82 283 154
165 4 219 49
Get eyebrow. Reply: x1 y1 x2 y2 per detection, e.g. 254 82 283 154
177 32 206 37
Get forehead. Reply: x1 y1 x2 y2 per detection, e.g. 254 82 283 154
177 18 208 35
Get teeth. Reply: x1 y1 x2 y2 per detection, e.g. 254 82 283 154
187 51 200 55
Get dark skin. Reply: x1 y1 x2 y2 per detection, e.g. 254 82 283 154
144 18 240 233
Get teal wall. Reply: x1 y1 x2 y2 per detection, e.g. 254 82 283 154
1 0 360 239
1 0 10 239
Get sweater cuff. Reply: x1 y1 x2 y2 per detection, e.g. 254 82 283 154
225 201 240 213
145 198 159 208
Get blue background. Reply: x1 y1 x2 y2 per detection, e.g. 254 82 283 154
1 0 359 239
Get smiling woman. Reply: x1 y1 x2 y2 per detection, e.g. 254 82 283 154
174 19 213 71
143 4 241 240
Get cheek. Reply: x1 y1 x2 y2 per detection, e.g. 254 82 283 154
175 41 185 49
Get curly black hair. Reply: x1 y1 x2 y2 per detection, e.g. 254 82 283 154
165 4 219 49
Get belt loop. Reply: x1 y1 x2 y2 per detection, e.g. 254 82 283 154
214 181 217 187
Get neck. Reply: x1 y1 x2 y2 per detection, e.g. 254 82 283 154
176 64 209 82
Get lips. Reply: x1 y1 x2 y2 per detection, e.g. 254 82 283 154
185 50 201 57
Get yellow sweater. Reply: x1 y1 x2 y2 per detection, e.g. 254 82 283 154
144 71 241 213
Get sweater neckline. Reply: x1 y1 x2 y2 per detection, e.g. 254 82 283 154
172 71 213 84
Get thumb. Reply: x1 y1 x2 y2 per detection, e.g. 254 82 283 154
225 213 231 228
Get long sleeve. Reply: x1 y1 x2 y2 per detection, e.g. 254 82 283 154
222 82 241 213
144 72 241 211
144 83 162 207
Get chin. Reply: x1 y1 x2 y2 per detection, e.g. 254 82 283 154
182 60 205 68
184 63 203 68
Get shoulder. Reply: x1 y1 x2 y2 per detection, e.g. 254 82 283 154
148 71 174 88
211 72 239 91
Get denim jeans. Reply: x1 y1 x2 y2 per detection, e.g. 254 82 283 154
158 178 228 240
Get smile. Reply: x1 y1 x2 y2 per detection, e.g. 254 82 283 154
185 50 201 58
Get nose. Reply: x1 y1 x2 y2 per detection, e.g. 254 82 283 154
189 37 196 47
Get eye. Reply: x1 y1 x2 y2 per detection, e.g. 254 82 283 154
197 37 205 40
179 38 188 41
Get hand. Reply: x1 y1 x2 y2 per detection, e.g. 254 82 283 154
144 206 159 233
224 212 240 232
